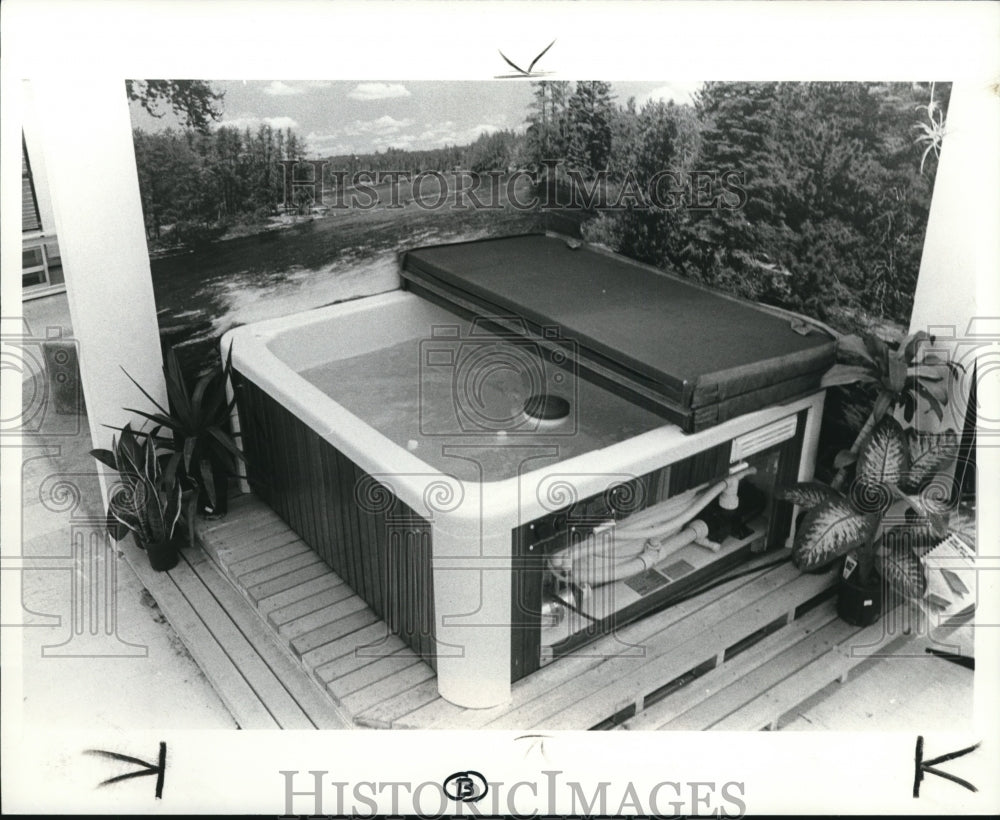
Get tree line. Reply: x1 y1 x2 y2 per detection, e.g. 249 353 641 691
133 124 310 248
521 80 947 333
324 130 524 176
131 124 529 250
131 79 946 331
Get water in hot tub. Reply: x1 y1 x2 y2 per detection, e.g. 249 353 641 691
298 333 669 483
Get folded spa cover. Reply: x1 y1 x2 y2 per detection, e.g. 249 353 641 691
400 233 836 433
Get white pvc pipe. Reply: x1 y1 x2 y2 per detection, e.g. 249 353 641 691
572 521 707 586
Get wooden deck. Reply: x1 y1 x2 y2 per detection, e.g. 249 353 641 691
123 517 354 729
179 492 966 731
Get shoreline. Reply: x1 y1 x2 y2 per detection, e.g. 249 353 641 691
147 217 312 259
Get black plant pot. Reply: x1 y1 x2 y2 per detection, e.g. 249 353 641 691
198 469 229 518
136 534 180 572
837 573 883 626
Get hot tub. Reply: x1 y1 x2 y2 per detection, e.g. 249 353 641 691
223 236 831 709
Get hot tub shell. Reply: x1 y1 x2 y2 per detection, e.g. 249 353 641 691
224 287 827 709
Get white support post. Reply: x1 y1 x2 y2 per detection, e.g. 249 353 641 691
907 79 1000 729
908 80 1000 432
26 78 166 505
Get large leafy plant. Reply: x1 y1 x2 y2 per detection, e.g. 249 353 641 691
780 413 960 596
820 329 960 490
115 344 245 539
91 423 182 547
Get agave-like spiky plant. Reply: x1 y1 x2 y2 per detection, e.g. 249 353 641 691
91 423 182 548
778 415 960 598
110 343 245 541
821 329 961 490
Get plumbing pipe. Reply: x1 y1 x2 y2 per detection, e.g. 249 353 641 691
610 461 752 533
570 520 711 586
718 476 743 510
549 467 757 572
613 466 756 541
617 466 755 536
548 466 757 574
600 484 708 530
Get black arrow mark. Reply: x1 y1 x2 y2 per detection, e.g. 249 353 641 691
498 40 556 77
86 741 166 798
514 733 553 761
913 735 979 797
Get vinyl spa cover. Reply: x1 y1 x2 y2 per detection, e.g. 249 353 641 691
400 233 837 432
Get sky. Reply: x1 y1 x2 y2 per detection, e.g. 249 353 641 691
128 79 703 157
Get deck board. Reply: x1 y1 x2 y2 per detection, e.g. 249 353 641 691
228 539 312 577
313 621 403 681
259 573 344 618
200 498 285 538
180 558 350 731
299 609 384 672
321 638 410 687
388 560 804 728
286 597 371 650
657 610 860 730
710 610 912 731
203 520 298 564
190 492 947 731
166 561 314 728
622 600 838 730
340 660 436 717
356 679 444 729
237 549 325 588
267 581 355 627
488 567 833 730
176 555 349 730
781 626 974 731
245 560 329 603
328 649 423 701
131 555 279 728
121 536 351 729
394 560 782 730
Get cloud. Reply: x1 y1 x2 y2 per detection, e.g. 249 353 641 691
641 82 703 105
416 122 500 146
340 115 415 136
347 82 411 101
309 116 419 154
305 132 354 156
264 116 300 130
306 118 514 157
215 114 300 131
417 120 455 139
262 80 304 96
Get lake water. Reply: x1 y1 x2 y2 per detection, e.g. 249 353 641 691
151 199 542 377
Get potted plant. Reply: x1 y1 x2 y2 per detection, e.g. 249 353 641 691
779 329 963 625
818 329 959 489
779 417 959 624
91 423 183 572
116 344 245 541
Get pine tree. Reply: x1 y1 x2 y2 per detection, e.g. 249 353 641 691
525 81 571 166
565 81 615 174
684 81 947 325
